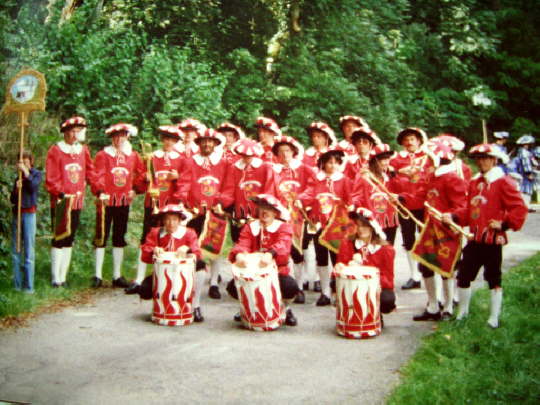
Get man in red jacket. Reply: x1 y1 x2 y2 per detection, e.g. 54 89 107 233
91 123 145 288
390 127 432 290
126 125 185 294
178 128 229 299
453 144 527 328
227 194 299 326
45 116 96 287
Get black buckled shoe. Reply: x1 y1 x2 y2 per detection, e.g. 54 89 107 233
234 312 242 322
401 278 421 290
91 277 102 288
413 309 441 321
293 290 305 304
209 285 221 299
52 282 60 288
441 311 453 321
193 307 204 323
125 282 140 295
302 282 309 291
113 276 130 288
285 309 297 326
313 281 322 292
316 294 331 306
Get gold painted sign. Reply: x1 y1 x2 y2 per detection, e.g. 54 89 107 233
3 69 47 113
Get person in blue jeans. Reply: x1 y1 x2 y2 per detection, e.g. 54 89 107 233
10 151 42 293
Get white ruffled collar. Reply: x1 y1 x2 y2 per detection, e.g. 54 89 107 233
153 149 180 159
472 166 505 184
234 157 263 170
398 149 424 158
104 142 132 157
249 219 282 235
305 146 328 157
160 226 187 239
434 160 457 177
273 158 302 173
354 239 381 254
316 171 344 181
193 150 222 167
57 141 83 155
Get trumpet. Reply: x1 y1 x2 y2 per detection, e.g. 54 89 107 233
424 202 473 239
364 171 425 229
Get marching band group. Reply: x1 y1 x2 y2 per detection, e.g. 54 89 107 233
11 114 530 332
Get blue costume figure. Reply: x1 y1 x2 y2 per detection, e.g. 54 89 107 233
492 131 510 174
10 151 42 293
511 135 536 211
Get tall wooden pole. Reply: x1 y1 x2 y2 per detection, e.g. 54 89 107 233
17 111 28 252
482 119 488 144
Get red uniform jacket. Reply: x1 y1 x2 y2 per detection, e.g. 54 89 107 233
229 219 293 275
336 139 357 156
220 157 276 218
259 143 278 164
390 149 433 210
302 146 330 169
455 167 527 245
92 143 145 207
141 226 202 264
344 154 370 181
336 240 395 290
141 149 185 209
401 161 468 220
45 141 96 210
272 159 315 207
177 151 229 210
299 171 351 227
351 172 399 228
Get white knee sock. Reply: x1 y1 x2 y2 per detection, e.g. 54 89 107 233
442 278 454 314
435 274 443 306
193 271 206 308
293 262 305 286
487 288 503 328
95 248 105 279
210 258 220 286
456 287 471 320
112 247 124 280
406 251 421 282
59 247 72 283
50 247 62 284
135 250 147 285
317 265 330 297
424 276 439 314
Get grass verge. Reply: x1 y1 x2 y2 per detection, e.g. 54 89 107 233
387 252 540 405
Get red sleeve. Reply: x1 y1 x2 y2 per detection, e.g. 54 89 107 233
91 151 106 195
262 163 279 197
272 223 293 267
350 175 372 209
132 152 147 194
298 177 317 207
84 146 98 193
45 146 63 198
229 223 255 263
141 227 160 264
185 228 203 260
175 159 192 205
374 245 395 290
218 163 235 209
445 174 468 214
336 239 355 265
501 177 528 231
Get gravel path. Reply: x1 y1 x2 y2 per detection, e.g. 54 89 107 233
1 211 538 405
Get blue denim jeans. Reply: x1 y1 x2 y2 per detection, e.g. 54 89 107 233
11 212 36 292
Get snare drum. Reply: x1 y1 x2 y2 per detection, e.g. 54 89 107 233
334 264 381 339
231 252 284 331
152 251 195 326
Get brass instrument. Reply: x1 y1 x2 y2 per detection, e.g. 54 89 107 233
364 171 425 229
424 202 473 239
140 140 160 215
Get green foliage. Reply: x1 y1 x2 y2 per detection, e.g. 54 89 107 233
387 252 540 405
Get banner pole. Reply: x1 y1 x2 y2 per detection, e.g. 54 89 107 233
16 111 27 252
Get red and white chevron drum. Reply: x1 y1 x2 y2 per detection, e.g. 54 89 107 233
152 251 195 326
335 264 381 339
231 252 284 331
